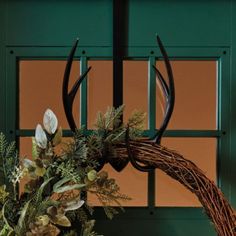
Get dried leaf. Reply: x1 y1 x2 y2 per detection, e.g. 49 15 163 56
35 166 46 177
51 215 71 227
53 127 62 146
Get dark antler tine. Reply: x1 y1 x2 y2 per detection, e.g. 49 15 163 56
152 65 169 97
125 36 175 171
152 35 175 144
63 39 81 131
69 66 91 102
63 38 79 99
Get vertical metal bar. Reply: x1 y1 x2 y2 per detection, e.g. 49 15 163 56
6 49 17 143
217 50 231 200
4 49 17 188
148 56 156 208
79 56 88 201
80 56 88 128
113 0 126 108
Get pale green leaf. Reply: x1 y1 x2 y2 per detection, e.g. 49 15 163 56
36 177 54 203
53 177 71 192
17 199 32 229
54 183 86 193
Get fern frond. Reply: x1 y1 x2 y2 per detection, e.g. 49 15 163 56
0 133 19 183
0 133 7 158
5 141 16 160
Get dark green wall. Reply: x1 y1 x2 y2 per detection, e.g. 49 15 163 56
1 0 232 47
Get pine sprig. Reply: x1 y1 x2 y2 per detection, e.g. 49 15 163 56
95 105 124 131
0 132 18 184
88 176 131 219
127 110 146 139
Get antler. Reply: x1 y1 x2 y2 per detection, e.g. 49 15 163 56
152 35 175 144
62 39 91 131
62 37 175 173
126 35 175 172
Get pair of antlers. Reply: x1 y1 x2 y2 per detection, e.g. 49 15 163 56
62 36 175 172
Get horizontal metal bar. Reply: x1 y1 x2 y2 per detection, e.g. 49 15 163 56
16 129 223 138
144 130 223 138
7 46 229 60
93 207 210 220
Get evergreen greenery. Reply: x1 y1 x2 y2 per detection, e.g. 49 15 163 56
0 106 145 236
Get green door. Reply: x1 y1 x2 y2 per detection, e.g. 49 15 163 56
0 1 235 235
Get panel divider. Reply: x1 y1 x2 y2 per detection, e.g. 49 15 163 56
148 56 156 208
80 56 88 128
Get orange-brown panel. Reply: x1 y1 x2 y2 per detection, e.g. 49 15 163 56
19 60 80 129
156 61 217 130
123 61 148 129
20 137 148 206
155 138 217 207
87 61 113 129
88 164 148 207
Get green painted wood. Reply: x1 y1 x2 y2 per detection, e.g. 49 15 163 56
3 46 112 59
0 0 6 185
4 46 228 59
3 0 231 48
217 52 231 201
230 1 236 209
92 208 216 236
94 219 216 236
127 0 230 47
0 0 6 134
5 49 17 143
16 129 223 138
127 46 229 59
5 0 112 47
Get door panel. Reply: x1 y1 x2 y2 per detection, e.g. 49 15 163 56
1 1 234 236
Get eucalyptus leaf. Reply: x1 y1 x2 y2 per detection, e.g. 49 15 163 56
53 177 71 192
17 199 32 229
36 177 54 203
53 183 86 193
35 124 47 149
2 201 13 232
43 109 58 134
